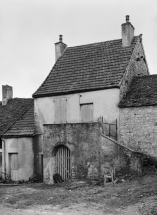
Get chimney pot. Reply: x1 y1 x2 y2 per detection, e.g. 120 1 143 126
55 35 67 62
126 15 129 23
122 15 134 47
59 35 63 42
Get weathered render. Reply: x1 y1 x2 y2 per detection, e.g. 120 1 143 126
3 137 34 181
43 123 142 184
34 89 120 132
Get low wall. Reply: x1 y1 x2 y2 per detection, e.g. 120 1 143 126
100 134 143 177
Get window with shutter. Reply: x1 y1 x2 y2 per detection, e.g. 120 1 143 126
54 98 67 123
10 153 18 170
80 103 93 122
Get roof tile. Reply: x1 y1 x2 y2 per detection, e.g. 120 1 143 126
0 98 33 135
119 75 157 107
33 36 139 97
4 104 34 136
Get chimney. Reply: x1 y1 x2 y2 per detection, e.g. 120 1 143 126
121 15 134 47
55 35 67 62
2 85 13 105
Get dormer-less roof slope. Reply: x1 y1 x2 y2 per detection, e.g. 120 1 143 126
33 36 140 98
0 98 33 136
4 104 34 136
119 75 157 107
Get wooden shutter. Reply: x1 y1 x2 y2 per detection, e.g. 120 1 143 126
54 98 67 123
81 103 93 122
10 153 18 181
10 153 18 170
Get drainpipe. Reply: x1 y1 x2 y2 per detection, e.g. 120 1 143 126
1 138 6 180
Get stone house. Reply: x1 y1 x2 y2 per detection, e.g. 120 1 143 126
32 16 149 184
0 85 35 181
119 75 157 162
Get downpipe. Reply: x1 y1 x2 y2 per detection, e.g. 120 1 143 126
1 138 6 180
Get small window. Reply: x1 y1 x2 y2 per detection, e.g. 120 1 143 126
80 103 93 122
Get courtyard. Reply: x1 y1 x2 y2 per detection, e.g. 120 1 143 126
0 173 157 215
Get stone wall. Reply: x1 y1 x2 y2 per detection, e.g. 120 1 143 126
100 134 142 177
120 106 157 160
43 123 101 183
120 37 149 100
43 123 143 184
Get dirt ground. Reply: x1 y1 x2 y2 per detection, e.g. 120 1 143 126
0 174 157 215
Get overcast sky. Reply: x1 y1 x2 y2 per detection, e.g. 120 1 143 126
0 0 157 98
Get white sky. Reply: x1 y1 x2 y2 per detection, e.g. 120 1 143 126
0 0 157 98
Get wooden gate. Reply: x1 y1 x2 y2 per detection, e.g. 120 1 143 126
55 145 71 180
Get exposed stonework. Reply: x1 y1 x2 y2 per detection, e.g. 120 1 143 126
120 106 157 160
43 123 143 184
120 38 149 100
100 134 143 176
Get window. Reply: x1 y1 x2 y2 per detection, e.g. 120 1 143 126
80 103 93 122
54 98 67 123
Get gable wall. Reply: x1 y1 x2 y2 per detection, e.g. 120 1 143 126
120 106 157 160
120 39 149 100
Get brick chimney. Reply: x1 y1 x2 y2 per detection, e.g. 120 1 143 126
122 15 134 47
2 85 13 105
55 35 67 62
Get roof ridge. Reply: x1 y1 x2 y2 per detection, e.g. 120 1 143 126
67 36 140 49
67 38 122 49
0 97 33 103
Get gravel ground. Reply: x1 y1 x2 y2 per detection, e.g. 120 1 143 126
0 174 157 215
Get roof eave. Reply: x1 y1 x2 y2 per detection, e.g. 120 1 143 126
33 85 120 98
2 133 34 138
119 103 157 108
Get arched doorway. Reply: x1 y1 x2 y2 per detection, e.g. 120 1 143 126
55 145 71 180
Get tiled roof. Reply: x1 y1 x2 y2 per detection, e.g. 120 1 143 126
119 75 157 107
4 104 34 136
0 98 33 136
33 36 140 97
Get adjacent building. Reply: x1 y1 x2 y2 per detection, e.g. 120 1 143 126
0 85 35 181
